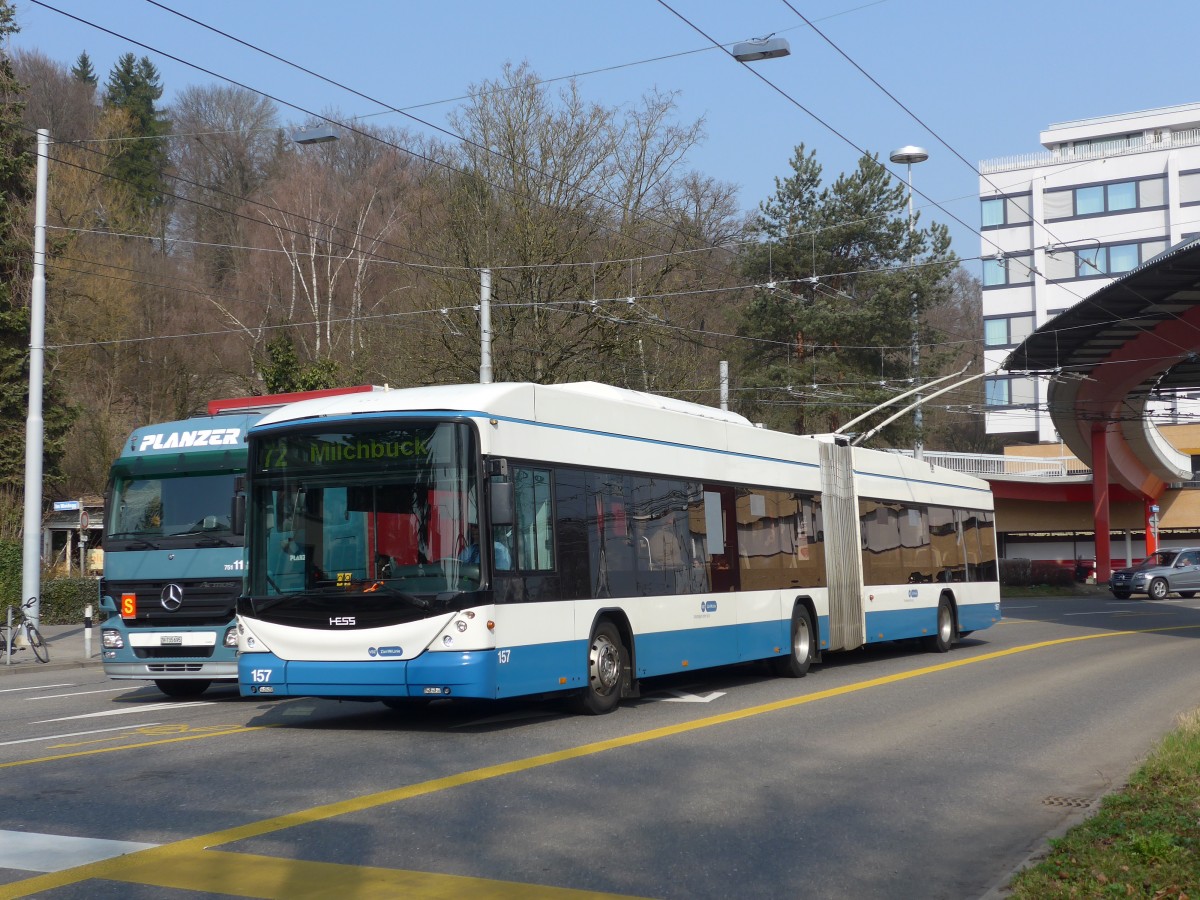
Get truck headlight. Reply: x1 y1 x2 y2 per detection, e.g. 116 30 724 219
101 628 124 650
223 626 239 648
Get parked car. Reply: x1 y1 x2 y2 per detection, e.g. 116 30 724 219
1109 548 1200 600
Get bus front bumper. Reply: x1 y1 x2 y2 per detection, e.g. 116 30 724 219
238 650 499 700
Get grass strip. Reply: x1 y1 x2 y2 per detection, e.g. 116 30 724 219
1008 710 1200 898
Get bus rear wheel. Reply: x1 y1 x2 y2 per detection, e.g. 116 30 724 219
771 606 814 678
155 679 211 698
574 622 628 715
923 598 955 653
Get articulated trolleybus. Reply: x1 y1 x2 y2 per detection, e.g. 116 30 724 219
100 386 377 697
236 382 1000 713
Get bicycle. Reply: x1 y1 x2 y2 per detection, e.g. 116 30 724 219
1 597 49 664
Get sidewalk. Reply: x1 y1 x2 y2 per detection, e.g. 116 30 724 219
0 623 103 674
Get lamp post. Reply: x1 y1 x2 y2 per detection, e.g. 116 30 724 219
889 144 928 459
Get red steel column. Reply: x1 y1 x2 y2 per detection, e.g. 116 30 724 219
1092 424 1111 582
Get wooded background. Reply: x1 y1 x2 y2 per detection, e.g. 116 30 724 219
0 1 990 532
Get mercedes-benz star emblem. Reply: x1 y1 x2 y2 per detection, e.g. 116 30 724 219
160 583 184 612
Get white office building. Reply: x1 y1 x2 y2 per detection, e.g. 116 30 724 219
979 102 1200 442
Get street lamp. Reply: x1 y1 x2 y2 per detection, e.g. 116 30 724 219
889 145 928 459
731 36 790 62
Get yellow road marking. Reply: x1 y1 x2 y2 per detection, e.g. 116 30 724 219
4 623 1198 900
100 849 647 899
0 726 264 769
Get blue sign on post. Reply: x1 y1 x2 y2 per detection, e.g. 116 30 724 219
53 500 81 512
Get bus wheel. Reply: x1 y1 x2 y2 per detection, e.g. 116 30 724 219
923 598 955 653
154 679 211 698
575 621 627 715
771 606 814 678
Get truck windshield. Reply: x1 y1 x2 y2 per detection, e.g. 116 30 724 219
246 422 481 602
108 472 239 543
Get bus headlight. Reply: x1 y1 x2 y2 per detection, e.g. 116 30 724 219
223 626 239 648
101 628 124 650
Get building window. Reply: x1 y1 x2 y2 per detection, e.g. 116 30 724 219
1045 177 1166 221
981 198 1004 228
980 194 1031 229
985 379 1010 406
1045 238 1167 282
985 376 1036 408
984 314 1035 348
981 254 1033 288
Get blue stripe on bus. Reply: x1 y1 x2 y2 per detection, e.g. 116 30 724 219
239 603 998 701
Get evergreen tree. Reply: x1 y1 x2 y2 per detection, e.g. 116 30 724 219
103 53 170 215
735 144 957 442
258 336 339 394
69 51 96 86
0 1 74 488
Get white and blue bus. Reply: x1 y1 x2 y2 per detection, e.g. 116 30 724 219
236 382 999 713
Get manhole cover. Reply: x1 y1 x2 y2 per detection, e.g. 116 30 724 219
1042 796 1093 808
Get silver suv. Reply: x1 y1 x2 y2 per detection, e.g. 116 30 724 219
1109 548 1200 600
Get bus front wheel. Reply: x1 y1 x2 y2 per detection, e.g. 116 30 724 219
575 622 628 715
771 606 814 678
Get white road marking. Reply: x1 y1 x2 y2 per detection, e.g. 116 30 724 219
0 723 163 747
657 689 726 703
0 829 157 873
34 702 212 723
0 683 74 694
27 687 129 701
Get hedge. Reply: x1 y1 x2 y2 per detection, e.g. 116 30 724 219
0 539 100 625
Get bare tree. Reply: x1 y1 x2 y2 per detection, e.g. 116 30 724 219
169 84 281 287
13 49 98 142
417 62 742 389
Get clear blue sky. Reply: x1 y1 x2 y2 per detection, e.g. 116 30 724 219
9 0 1199 267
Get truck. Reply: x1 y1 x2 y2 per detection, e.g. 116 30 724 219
99 386 376 697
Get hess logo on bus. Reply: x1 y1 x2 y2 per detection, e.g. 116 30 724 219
329 616 356 626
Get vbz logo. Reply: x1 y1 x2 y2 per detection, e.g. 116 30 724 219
700 599 718 614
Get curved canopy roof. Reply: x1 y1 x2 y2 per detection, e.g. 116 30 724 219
1003 237 1200 498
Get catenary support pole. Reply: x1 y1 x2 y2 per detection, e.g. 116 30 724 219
21 129 49 627
479 268 493 384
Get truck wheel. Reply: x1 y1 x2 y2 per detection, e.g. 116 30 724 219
155 679 211 698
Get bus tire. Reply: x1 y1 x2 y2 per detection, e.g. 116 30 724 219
575 621 628 715
771 605 814 678
155 679 211 698
923 597 955 653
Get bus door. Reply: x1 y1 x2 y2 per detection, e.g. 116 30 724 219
703 486 739 593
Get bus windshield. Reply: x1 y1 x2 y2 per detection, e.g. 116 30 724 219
108 472 239 546
246 422 480 604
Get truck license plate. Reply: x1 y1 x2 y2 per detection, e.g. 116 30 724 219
160 635 183 645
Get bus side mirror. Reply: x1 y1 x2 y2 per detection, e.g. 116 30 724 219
232 476 246 536
490 481 514 527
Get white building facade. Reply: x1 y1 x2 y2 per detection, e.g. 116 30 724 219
979 102 1200 442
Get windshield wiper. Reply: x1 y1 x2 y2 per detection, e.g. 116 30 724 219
193 536 236 547
107 535 161 550
361 581 431 609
